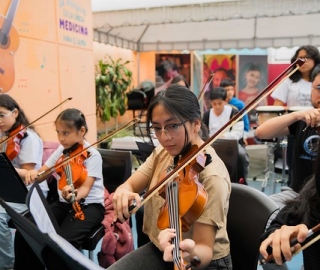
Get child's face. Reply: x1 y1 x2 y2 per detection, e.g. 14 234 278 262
211 99 226 116
55 120 85 149
213 70 228 88
245 70 261 88
0 107 17 133
224 86 235 101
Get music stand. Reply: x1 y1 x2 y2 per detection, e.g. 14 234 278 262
0 191 104 270
0 152 28 203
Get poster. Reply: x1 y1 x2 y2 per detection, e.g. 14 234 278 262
203 54 236 111
238 55 268 127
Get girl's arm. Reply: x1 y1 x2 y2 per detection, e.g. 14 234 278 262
24 164 49 185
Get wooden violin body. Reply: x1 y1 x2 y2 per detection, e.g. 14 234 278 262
56 143 89 191
0 124 26 160
55 143 89 220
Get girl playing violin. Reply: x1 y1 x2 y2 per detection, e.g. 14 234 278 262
0 94 48 270
13 108 105 270
110 85 232 270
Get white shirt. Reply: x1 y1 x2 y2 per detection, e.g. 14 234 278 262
10 128 49 192
208 105 244 140
271 78 312 107
45 141 104 206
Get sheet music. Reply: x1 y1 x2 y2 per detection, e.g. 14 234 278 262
29 189 56 234
47 232 105 270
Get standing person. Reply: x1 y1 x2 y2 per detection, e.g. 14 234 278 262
13 108 105 270
202 87 249 185
0 94 48 270
220 78 250 144
170 75 190 88
155 60 180 93
109 85 232 270
271 45 320 186
259 142 320 270
256 64 320 198
255 64 320 218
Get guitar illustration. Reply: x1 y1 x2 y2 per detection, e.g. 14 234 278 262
0 0 20 93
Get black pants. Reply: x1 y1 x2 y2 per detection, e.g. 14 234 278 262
14 201 104 270
106 242 232 270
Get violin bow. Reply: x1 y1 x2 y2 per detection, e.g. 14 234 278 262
129 58 305 215
0 97 72 147
197 73 214 101
259 223 320 264
37 117 140 180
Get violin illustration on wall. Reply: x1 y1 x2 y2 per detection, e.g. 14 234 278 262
0 0 20 93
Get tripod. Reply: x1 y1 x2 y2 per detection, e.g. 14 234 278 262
260 137 288 193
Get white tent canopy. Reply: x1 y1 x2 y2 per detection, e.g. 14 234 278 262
92 0 320 52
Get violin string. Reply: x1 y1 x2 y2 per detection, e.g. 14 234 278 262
168 182 182 270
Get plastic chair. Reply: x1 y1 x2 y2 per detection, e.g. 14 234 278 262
97 148 132 193
212 139 239 183
227 183 279 270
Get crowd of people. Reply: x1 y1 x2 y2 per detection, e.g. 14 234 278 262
2 45 320 270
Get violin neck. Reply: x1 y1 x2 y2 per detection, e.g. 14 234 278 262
167 182 184 269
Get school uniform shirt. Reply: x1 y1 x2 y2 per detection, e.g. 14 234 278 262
45 141 104 206
11 128 48 193
139 145 231 260
203 105 244 143
271 78 312 107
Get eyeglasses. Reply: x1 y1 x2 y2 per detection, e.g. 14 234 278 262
0 109 15 120
298 56 311 61
312 85 320 91
149 120 188 138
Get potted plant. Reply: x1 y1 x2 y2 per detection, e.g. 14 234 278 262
95 56 133 132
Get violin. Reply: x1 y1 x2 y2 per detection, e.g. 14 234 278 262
55 143 89 220
0 124 27 160
56 143 89 191
157 144 208 232
157 144 208 269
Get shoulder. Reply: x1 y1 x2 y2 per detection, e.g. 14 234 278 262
230 98 244 108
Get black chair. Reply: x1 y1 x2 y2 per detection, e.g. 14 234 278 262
227 183 279 270
97 148 132 193
212 139 239 183
0 196 104 270
81 148 133 260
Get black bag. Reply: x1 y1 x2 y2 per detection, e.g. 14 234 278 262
127 89 148 110
127 81 155 110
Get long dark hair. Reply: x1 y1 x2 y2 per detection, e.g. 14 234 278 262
290 45 320 83
147 85 209 152
0 94 30 132
285 143 320 227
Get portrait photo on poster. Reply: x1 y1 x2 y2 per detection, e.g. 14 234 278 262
237 55 268 126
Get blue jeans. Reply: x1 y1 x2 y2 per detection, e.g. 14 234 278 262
0 202 28 269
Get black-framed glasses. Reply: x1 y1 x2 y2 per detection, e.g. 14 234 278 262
149 120 188 138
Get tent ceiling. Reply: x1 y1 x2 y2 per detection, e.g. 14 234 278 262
92 0 320 52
